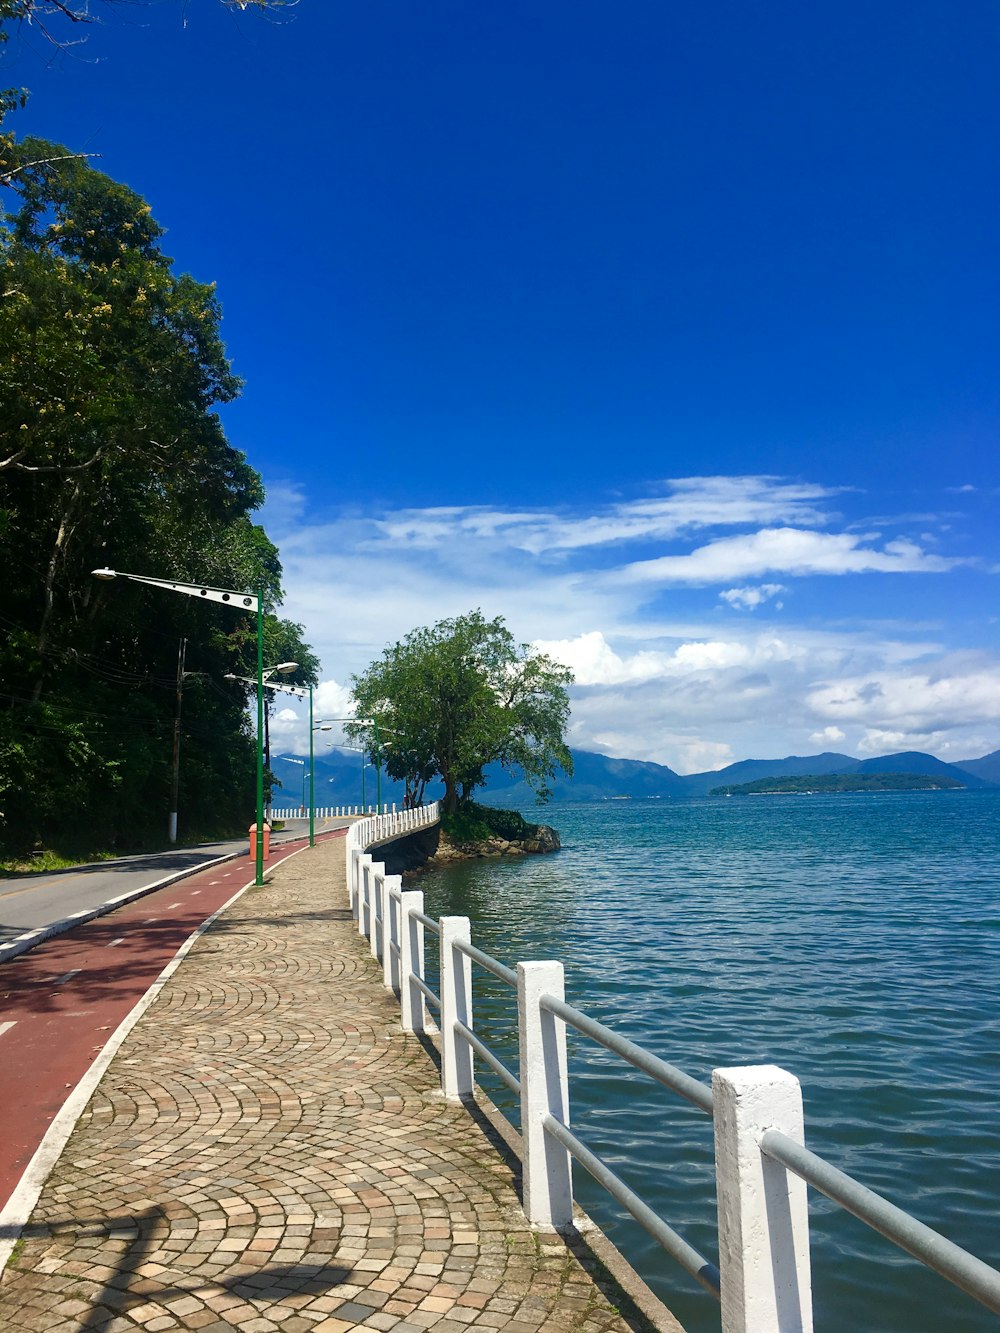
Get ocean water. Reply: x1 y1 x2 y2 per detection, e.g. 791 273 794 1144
415 791 1000 1333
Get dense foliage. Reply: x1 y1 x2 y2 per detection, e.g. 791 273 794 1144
0 140 316 858
440 802 541 845
347 610 573 814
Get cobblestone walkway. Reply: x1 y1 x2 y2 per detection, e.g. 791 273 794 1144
0 840 668 1332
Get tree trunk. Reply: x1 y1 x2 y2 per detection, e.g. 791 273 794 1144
33 478 83 702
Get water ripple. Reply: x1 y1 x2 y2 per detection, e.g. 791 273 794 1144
419 792 1000 1333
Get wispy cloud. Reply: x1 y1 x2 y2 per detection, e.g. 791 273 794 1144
720 583 786 611
370 475 838 559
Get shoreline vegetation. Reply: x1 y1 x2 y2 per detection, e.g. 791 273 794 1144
710 773 965 796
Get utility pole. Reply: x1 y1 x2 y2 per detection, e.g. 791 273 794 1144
168 637 187 844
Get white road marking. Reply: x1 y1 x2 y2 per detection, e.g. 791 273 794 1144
168 902 182 910
107 938 125 947
53 970 80 985
0 1021 15 1038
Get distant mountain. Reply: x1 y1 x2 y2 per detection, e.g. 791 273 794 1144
270 750 416 811
679 752 856 799
847 751 994 789
479 749 688 807
271 743 997 813
953 749 1000 784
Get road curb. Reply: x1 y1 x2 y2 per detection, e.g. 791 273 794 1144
0 851 245 967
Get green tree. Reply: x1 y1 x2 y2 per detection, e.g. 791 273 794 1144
0 142 315 856
348 611 574 814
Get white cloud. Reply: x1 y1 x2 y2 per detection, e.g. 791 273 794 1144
535 630 806 686
257 471 999 770
809 725 847 747
720 583 786 611
615 528 960 587
258 479 308 531
808 666 1000 738
676 740 736 773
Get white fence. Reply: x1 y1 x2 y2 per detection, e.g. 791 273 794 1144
345 812 1000 1333
272 804 383 818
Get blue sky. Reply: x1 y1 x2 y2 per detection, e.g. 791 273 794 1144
6 1 999 771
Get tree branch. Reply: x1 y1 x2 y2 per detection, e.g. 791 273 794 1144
5 447 103 473
0 150 97 185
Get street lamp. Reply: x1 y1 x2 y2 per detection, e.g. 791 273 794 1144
93 568 269 886
284 756 306 813
168 637 210 845
224 663 298 823
322 717 389 814
328 742 368 811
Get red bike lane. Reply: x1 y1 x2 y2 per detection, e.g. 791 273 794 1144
0 829 345 1212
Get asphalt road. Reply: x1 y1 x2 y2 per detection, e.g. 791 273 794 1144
0 816 353 947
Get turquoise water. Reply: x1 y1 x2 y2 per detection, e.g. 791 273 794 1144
416 792 1000 1333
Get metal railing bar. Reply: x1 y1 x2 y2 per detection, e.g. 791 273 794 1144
412 910 440 936
453 1020 521 1095
761 1129 1000 1316
542 1113 721 1297
412 975 441 1011
454 939 518 988
540 993 714 1115
389 941 400 958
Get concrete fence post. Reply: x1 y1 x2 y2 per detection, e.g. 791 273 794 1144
439 915 473 1100
399 890 426 1033
349 845 362 917
369 861 386 961
359 854 374 937
713 1065 813 1333
517 961 573 1230
384 875 402 989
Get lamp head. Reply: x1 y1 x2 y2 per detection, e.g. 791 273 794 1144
92 568 117 581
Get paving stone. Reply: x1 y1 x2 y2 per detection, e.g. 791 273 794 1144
0 839 663 1331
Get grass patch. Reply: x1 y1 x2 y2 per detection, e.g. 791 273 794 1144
0 821 251 877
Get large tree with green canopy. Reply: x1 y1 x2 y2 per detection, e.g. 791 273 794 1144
0 139 316 856
347 611 574 814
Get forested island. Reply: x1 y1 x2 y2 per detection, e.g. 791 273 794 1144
710 773 965 796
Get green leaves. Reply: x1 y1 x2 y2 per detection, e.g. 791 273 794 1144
0 139 314 857
349 610 574 813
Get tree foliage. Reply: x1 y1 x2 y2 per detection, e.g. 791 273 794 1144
0 142 315 857
348 611 574 814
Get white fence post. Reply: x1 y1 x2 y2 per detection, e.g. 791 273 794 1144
359 854 373 937
369 861 386 961
713 1065 813 1333
517 960 573 1229
350 846 362 918
384 874 402 989
439 915 473 1100
399 889 426 1033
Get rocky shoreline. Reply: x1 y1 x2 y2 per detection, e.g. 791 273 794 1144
377 817 561 879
